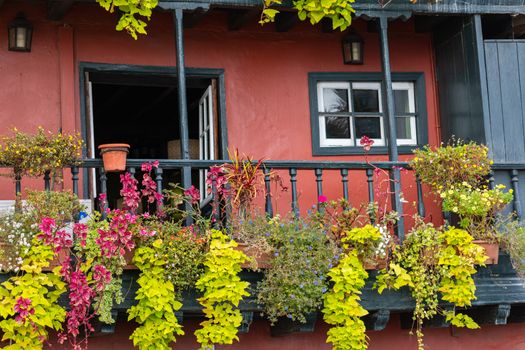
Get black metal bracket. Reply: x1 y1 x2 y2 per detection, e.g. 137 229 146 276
239 311 254 333
364 309 390 331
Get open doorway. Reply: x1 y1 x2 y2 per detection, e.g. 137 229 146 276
81 66 225 208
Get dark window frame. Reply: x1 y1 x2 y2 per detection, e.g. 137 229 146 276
308 72 428 156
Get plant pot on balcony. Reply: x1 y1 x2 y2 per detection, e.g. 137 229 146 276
235 243 271 269
0 241 69 272
98 144 130 173
473 240 499 265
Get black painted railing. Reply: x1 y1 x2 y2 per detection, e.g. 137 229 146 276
4 159 525 238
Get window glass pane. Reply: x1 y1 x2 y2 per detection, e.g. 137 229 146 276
355 117 381 139
394 90 410 115
325 116 351 139
353 89 379 113
322 88 349 113
396 117 412 139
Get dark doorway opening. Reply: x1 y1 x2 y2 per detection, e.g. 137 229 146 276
85 70 222 209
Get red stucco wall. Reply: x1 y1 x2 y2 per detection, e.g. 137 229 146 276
0 1 442 220
2 2 523 348
46 315 525 350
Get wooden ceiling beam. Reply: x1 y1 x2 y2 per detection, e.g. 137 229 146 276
275 12 298 32
228 9 260 31
47 0 75 20
184 8 209 28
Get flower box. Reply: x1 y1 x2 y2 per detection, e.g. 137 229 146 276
473 240 499 265
235 243 271 269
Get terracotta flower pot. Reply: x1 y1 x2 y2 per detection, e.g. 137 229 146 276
98 143 130 172
235 243 271 269
473 240 499 265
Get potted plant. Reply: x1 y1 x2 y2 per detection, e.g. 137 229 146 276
256 215 337 334
98 143 130 172
0 127 83 184
375 220 487 350
411 141 511 264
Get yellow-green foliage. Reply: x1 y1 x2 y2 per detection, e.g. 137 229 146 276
411 141 492 193
260 0 355 31
96 0 159 39
323 250 368 350
195 230 249 350
375 224 487 350
438 228 487 328
0 239 66 349
128 239 184 350
322 225 381 350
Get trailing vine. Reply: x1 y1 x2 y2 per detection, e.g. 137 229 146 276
323 250 368 350
195 230 249 350
96 0 158 39
128 239 184 350
375 221 487 350
322 224 382 350
0 238 67 349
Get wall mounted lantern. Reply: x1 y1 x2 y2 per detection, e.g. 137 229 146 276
342 31 363 64
8 13 32 52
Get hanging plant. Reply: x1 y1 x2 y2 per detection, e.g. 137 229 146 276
96 0 159 39
195 230 250 350
0 127 82 181
375 221 487 350
260 0 355 31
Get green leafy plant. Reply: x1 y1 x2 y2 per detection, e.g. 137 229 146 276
257 216 337 324
440 183 513 241
499 219 525 278
0 190 83 273
0 127 82 181
128 239 184 350
195 229 249 350
375 222 487 350
260 0 355 31
322 225 384 350
96 0 158 39
411 140 492 193
0 238 67 349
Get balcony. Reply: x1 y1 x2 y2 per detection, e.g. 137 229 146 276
1 158 524 335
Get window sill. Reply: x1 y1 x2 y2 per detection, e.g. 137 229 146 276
312 145 418 156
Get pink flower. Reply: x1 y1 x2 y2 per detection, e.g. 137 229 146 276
120 172 140 211
184 185 201 204
141 160 159 172
92 265 111 291
73 223 88 247
14 297 34 324
318 195 328 203
360 136 374 151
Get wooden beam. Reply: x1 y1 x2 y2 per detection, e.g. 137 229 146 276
321 18 334 33
228 9 260 31
184 8 209 28
275 12 298 32
47 0 75 20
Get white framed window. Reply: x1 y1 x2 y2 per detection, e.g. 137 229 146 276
312 74 424 154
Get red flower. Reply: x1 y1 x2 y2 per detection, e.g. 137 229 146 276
318 195 328 203
360 136 374 151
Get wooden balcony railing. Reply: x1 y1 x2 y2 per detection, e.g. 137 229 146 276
5 159 525 236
